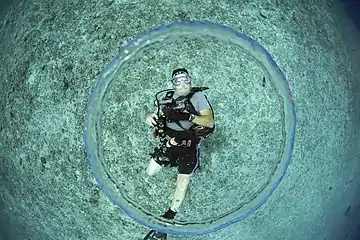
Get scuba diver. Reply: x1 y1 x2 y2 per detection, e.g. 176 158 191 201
143 68 215 240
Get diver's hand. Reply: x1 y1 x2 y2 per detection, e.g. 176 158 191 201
145 113 158 127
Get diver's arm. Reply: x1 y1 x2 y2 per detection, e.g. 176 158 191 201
191 109 214 128
147 107 162 116
145 107 161 127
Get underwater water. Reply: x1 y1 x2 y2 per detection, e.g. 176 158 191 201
341 0 360 30
1 0 360 240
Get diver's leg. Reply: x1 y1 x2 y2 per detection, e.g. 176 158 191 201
170 173 192 212
163 146 197 217
146 158 163 176
147 139 171 176
161 173 192 221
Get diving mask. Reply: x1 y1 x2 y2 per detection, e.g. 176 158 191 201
172 73 191 86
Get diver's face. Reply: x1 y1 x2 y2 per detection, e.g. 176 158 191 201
174 82 191 96
172 73 191 96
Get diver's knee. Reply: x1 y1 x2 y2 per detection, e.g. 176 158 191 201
177 173 192 186
178 173 192 179
147 158 162 176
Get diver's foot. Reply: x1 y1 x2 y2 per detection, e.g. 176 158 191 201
162 208 177 220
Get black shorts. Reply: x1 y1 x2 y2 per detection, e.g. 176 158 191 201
163 129 200 174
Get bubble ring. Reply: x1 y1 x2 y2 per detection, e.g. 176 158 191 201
84 21 296 236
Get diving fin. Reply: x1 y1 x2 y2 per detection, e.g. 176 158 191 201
143 230 167 240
